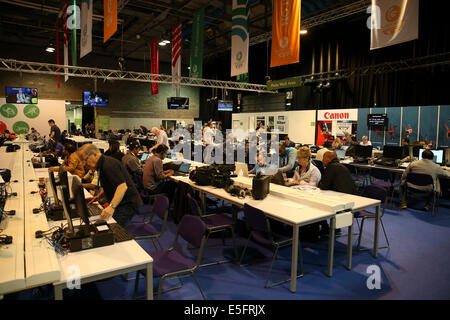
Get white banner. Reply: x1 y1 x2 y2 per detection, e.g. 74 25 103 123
80 0 93 58
318 109 358 121
370 0 419 50
231 0 249 77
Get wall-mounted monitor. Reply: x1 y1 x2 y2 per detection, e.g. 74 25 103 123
218 100 233 111
83 91 109 107
367 114 388 128
5 87 38 104
167 97 189 110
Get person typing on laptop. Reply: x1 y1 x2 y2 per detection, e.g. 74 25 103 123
142 144 176 203
286 147 321 187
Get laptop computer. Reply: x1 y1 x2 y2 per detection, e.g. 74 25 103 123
172 162 191 176
235 162 249 177
335 149 345 160
270 170 295 187
140 152 149 161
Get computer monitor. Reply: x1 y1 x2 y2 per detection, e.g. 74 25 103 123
48 171 60 205
412 146 421 157
335 149 346 160
58 166 69 191
71 178 91 225
178 162 191 173
140 153 149 161
235 162 249 177
419 149 444 164
382 146 404 159
342 146 349 151
58 185 74 234
355 145 373 158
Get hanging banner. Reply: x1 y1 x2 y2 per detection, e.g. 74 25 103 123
237 73 249 82
370 0 419 50
63 0 69 82
71 0 77 66
172 23 182 91
189 8 205 79
151 38 159 95
231 0 249 77
270 0 301 68
104 0 117 43
80 0 93 58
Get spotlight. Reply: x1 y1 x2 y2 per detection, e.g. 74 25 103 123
323 81 331 89
299 30 308 35
317 83 323 89
46 42 55 53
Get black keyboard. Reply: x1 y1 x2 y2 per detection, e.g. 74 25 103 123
108 223 133 242
87 203 103 216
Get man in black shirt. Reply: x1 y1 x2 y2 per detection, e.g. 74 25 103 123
319 151 357 195
48 119 61 143
78 143 142 227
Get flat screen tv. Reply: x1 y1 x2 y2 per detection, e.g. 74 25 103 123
5 87 38 104
218 100 233 111
167 97 189 110
367 114 388 128
83 91 109 106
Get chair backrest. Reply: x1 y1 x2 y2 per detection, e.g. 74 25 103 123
362 185 387 203
343 163 357 174
177 215 207 248
370 167 390 180
406 173 434 187
187 193 201 216
152 195 169 220
312 160 324 174
243 204 270 234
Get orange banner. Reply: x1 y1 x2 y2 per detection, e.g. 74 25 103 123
104 0 117 43
270 0 301 68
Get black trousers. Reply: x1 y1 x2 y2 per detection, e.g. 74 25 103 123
147 180 177 204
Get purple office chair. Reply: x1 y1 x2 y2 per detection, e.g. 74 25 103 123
187 193 238 266
133 215 208 300
126 195 169 250
240 204 304 288
370 167 398 208
355 185 389 251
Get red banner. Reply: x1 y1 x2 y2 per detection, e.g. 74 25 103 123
151 39 159 95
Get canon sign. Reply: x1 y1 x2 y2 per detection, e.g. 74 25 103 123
323 112 350 120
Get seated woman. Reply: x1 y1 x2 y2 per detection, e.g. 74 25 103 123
286 146 321 187
49 143 85 179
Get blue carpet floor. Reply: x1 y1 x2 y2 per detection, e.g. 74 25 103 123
5 194 450 300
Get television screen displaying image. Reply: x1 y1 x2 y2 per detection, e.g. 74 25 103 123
83 92 109 106
6 87 38 104
218 100 233 111
368 114 388 128
167 97 189 110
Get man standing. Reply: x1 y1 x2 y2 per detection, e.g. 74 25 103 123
122 141 143 176
150 126 169 152
399 149 450 211
48 119 61 144
78 144 142 228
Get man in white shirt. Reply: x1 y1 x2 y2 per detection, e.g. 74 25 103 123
203 121 215 146
315 141 333 161
360 136 372 146
149 127 169 152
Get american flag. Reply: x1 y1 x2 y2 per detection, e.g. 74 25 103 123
171 23 182 90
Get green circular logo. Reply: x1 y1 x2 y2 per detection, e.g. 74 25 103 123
13 121 30 134
236 51 243 61
0 104 18 118
23 104 40 119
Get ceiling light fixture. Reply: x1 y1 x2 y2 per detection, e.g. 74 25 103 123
46 42 55 53
299 30 308 35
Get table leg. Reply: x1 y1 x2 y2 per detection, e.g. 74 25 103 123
373 205 380 258
146 263 153 300
347 220 353 270
290 225 299 293
327 218 336 277
54 284 63 300
200 192 206 213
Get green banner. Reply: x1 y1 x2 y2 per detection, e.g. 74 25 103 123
237 73 249 82
97 115 110 131
267 78 303 90
189 8 204 79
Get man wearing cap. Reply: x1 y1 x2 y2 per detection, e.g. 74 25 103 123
122 141 143 176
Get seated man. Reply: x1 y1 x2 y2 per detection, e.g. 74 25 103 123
315 141 333 161
49 143 85 179
122 141 143 176
78 143 142 228
278 142 297 177
104 139 124 162
287 146 321 187
399 149 450 211
142 144 176 203
283 136 296 148
318 151 357 235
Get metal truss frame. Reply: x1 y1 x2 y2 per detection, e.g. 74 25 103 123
0 58 273 93
299 52 450 84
